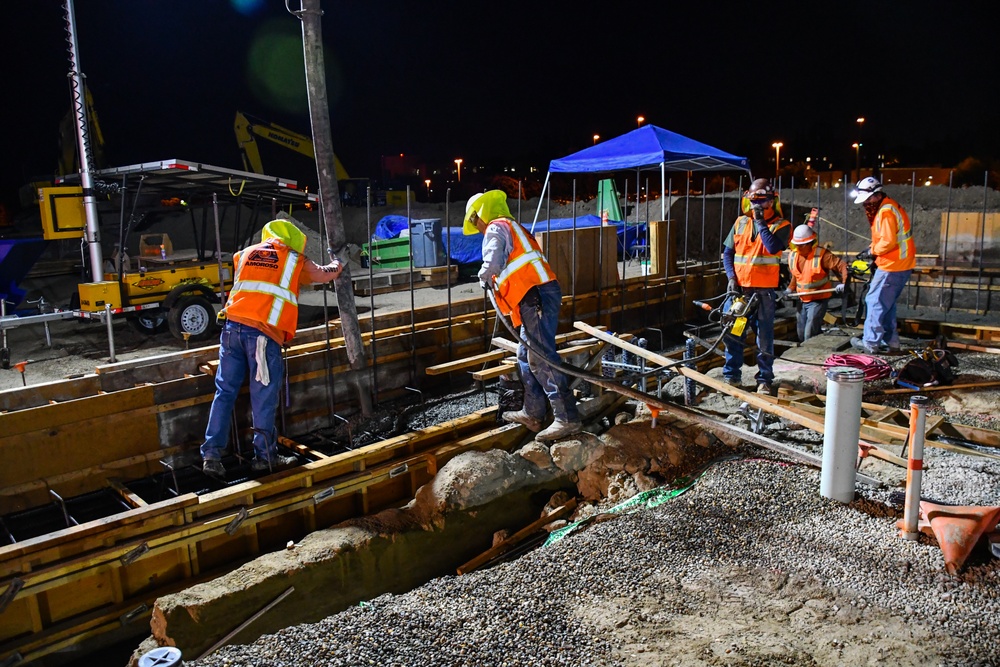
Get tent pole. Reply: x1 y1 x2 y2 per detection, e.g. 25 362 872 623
620 177 628 332
643 173 650 330
701 177 707 260
660 163 666 220
666 176 673 322
596 178 603 327
683 172 691 322
571 179 578 325
530 171 551 233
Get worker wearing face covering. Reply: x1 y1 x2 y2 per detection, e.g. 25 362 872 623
720 178 791 396
464 190 581 443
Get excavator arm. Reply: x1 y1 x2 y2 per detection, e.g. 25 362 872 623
234 111 349 181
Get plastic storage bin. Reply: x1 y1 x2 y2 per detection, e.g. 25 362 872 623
409 218 446 268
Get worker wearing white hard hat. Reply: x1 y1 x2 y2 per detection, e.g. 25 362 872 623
849 176 915 354
785 223 848 341
464 190 581 443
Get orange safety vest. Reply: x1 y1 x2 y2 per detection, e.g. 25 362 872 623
791 248 833 302
225 241 305 344
733 214 790 288
490 219 556 327
872 197 915 272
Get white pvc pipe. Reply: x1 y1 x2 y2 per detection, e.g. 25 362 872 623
900 395 930 540
820 367 865 502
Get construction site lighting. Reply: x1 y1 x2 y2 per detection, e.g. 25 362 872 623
637 116 645 128
593 134 600 145
454 158 463 182
771 142 783 176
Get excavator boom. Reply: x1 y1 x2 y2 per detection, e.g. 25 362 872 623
234 111 349 181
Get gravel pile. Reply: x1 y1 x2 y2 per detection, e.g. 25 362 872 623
193 441 1000 667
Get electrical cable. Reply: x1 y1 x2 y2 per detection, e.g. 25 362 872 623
823 353 892 381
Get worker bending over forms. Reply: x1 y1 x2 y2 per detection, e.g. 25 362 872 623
786 224 848 341
464 190 581 443
201 218 342 480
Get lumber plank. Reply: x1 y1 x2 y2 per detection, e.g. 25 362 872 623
457 498 578 575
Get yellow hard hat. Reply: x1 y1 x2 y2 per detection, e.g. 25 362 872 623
462 190 512 235
261 219 307 254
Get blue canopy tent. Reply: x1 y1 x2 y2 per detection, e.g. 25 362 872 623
533 124 751 225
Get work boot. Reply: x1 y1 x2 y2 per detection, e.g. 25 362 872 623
202 459 226 480
850 337 878 354
536 419 583 443
502 409 544 433
724 377 742 388
251 454 298 473
756 383 774 396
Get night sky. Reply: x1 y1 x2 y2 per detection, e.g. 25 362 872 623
1 1 997 211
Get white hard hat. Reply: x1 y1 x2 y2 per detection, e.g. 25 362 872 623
852 176 883 204
791 224 817 245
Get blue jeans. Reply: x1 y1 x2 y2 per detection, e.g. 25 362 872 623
863 268 911 348
723 287 776 385
517 281 579 423
797 299 829 341
201 321 284 462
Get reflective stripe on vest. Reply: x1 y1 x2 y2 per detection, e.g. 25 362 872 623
875 203 912 260
733 214 789 288
229 247 302 328
495 221 554 289
798 254 829 289
490 219 555 326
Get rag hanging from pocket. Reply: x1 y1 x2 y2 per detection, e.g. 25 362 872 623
255 335 270 386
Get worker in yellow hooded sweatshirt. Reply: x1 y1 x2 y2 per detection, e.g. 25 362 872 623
201 216 342 480
464 190 581 442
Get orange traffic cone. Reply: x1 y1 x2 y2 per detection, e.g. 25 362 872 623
898 501 1000 575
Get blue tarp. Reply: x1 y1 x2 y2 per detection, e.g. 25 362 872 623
447 215 645 265
549 124 748 174
371 215 646 266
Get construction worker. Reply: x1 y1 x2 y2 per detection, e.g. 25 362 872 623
464 190 582 442
721 178 791 395
785 224 848 341
850 177 915 353
201 217 343 480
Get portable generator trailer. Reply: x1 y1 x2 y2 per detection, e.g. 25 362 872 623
1 160 318 360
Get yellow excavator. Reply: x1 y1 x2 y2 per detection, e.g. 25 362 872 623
233 111 406 206
234 110 349 182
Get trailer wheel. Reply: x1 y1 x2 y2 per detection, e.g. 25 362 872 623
128 311 169 335
168 295 217 341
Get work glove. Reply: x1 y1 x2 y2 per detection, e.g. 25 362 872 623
751 204 765 221
727 277 741 295
856 248 874 262
834 283 845 295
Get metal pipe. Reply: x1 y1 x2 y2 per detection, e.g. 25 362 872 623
789 175 795 224
63 0 104 282
718 177 726 259
367 186 378 402
820 367 864 502
940 171 954 310
700 177 706 261
683 338 696 406
104 303 116 363
445 189 453 362
901 395 930 540
212 193 227 307
976 171 989 314
620 178 628 331
407 186 415 384
596 179 603 326
317 197 336 427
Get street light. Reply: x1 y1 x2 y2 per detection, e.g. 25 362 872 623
454 158 463 183
852 143 862 178
856 117 865 174
424 179 431 198
637 116 645 128
771 142 783 177
593 134 600 145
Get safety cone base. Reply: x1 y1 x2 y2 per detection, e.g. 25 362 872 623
896 501 1000 575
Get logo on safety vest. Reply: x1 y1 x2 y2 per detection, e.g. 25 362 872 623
246 249 279 269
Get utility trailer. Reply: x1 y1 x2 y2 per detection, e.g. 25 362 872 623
1 160 317 363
